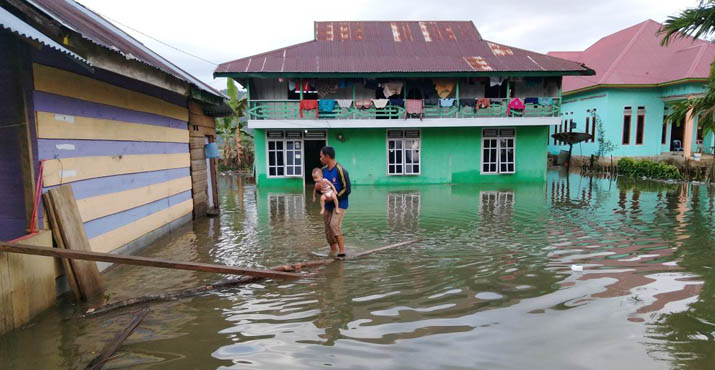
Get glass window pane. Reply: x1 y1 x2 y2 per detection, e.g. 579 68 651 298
287 141 293 150
287 166 294 175
413 164 419 173
389 150 395 164
508 163 514 172
269 167 276 176
389 165 395 174
490 164 496 172
269 141 275 150
296 167 302 175
396 150 402 163
269 152 276 165
295 142 301 150
276 141 283 150
406 150 412 164
287 152 294 165
389 140 395 150
277 167 284 176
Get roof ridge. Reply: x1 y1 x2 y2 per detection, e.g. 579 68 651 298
598 19 650 84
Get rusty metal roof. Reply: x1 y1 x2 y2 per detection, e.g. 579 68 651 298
0 6 89 67
549 19 715 92
216 21 592 76
25 0 224 98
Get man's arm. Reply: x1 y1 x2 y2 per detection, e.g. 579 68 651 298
336 165 350 198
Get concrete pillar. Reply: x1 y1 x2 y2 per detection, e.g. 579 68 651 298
683 103 695 158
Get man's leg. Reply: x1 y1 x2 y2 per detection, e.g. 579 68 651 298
329 209 346 254
323 208 338 252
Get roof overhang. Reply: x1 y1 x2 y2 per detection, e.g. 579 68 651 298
216 70 595 80
563 78 708 96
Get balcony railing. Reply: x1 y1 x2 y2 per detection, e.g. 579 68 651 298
247 98 560 120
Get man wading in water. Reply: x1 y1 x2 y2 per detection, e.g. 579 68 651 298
318 146 351 259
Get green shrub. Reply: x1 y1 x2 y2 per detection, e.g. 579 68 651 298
617 158 681 179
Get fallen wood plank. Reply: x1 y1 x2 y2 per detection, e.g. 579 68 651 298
81 239 422 317
0 242 302 280
85 307 149 370
46 186 104 299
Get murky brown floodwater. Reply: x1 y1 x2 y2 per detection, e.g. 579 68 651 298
1 171 714 370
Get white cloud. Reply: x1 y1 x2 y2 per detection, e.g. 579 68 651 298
77 0 699 90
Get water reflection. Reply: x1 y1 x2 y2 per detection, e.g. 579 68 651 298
1 171 713 369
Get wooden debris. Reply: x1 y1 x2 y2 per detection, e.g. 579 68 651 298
0 242 303 280
44 186 104 300
43 193 82 301
85 307 149 370
81 238 421 317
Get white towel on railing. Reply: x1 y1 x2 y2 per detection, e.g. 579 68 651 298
336 99 353 109
372 99 389 108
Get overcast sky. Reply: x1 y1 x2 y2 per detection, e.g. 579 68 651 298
77 0 699 91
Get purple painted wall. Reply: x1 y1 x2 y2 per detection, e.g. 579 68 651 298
0 34 32 241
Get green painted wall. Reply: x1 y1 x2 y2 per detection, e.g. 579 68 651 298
553 82 714 157
255 126 549 187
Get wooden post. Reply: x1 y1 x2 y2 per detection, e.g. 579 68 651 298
85 307 149 370
505 79 511 117
299 78 303 100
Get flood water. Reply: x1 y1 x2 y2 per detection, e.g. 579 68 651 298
2 171 714 370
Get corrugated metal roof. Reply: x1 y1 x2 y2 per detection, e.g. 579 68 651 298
549 19 715 92
216 21 591 75
25 0 224 98
0 6 89 66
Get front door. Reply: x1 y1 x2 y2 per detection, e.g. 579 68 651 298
303 140 326 184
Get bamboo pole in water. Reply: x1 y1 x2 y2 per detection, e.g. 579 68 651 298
85 307 149 370
81 238 422 317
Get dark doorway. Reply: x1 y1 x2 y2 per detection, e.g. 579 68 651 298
670 118 685 151
304 140 326 184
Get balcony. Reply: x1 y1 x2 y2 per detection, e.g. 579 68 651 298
247 97 561 121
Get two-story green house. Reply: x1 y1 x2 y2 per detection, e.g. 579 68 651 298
215 21 592 187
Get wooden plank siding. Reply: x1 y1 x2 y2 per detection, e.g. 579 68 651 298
187 100 218 218
32 63 194 255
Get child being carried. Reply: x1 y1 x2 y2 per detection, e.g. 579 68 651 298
312 168 341 215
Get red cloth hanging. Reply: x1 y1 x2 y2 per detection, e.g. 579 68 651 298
300 99 319 118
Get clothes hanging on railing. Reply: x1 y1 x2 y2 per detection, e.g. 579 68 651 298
318 99 337 113
459 99 476 107
336 99 353 109
507 98 524 116
439 98 455 107
291 80 312 93
372 99 389 108
477 98 491 110
388 98 404 107
433 78 456 98
538 97 553 105
355 99 373 109
424 98 439 106
383 82 404 98
299 99 319 118
524 97 539 105
405 99 424 120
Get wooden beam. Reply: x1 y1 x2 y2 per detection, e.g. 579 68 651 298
0 242 302 279
45 186 104 299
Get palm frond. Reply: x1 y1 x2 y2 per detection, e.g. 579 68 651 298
659 0 715 45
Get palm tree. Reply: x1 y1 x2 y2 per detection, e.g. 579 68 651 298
658 1 715 137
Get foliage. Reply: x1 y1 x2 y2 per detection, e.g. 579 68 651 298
659 1 715 136
617 158 682 179
216 78 251 170
659 0 715 46
593 113 616 158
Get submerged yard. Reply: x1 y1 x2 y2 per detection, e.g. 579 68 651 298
1 171 714 369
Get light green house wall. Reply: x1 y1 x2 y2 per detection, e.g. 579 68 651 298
255 126 549 188
551 82 713 157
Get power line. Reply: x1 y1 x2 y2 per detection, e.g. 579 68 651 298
94 10 219 66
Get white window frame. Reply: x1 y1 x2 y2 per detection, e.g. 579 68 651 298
266 131 304 178
386 129 421 176
481 128 516 175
